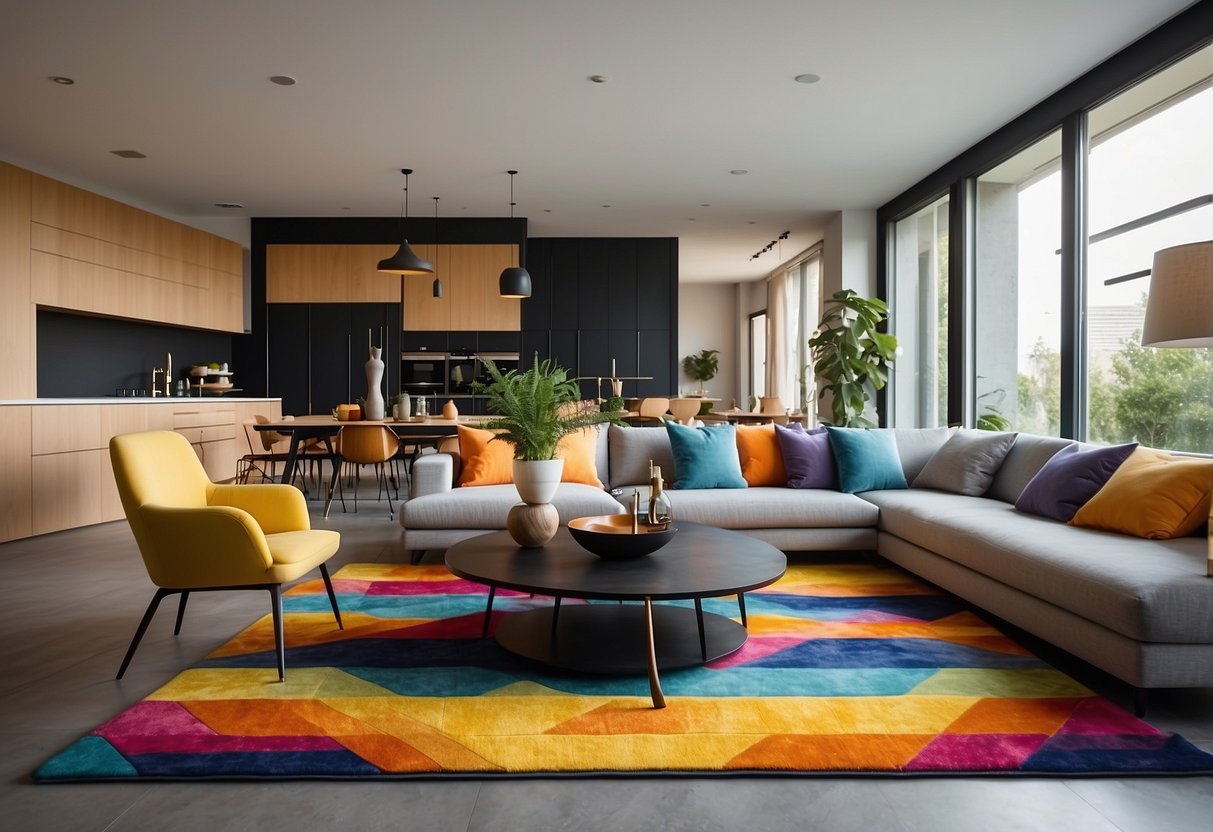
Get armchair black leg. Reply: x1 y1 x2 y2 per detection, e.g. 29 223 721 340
1134 687 1149 717
270 585 285 682
117 588 175 679
410 549 426 565
173 591 190 635
318 563 344 629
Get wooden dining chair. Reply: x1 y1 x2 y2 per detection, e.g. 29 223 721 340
329 424 401 519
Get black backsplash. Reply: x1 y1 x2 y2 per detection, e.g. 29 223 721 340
36 310 234 397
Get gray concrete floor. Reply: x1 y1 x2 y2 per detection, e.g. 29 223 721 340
1 480 1211 832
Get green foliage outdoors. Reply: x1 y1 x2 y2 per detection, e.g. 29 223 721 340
681 349 720 383
808 289 899 428
474 356 623 461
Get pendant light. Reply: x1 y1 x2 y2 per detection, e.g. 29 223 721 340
377 168 434 275
498 170 532 298
431 196 443 298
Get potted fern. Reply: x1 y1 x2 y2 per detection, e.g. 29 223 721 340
477 356 623 504
808 289 899 427
681 348 720 396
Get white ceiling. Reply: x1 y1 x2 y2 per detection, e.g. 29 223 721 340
0 0 1197 283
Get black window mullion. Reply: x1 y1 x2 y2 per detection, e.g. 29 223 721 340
1059 111 1088 440
948 178 975 428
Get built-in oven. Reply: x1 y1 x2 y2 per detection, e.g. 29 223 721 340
447 354 477 395
400 352 447 397
474 353 520 387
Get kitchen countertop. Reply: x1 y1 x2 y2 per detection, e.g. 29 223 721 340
0 397 282 405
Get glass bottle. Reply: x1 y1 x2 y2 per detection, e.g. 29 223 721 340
647 461 672 527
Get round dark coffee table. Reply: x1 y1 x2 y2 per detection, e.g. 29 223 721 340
444 522 786 708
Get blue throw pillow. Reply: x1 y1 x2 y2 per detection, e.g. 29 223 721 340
826 427 908 493
664 421 748 489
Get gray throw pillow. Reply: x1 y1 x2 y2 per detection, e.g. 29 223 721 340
912 429 1018 496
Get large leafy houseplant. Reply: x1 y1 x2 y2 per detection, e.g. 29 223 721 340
681 348 720 393
477 356 622 460
808 289 899 428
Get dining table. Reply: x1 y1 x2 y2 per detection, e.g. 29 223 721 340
252 414 495 514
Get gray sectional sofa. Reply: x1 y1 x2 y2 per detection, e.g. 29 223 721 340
400 424 1213 700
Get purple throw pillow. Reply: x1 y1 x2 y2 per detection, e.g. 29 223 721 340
775 423 838 489
1014 442 1138 522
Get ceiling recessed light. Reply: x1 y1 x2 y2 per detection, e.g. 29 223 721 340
601 204 611 208
794 73 821 84
688 218 696 221
214 202 244 209
730 169 748 175
699 203 711 207
588 74 608 83
110 149 147 159
269 75 297 86
48 76 75 85
748 221 757 225
544 209 552 213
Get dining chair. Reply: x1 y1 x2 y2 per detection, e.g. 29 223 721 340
329 424 401 519
623 397 670 426
109 430 343 681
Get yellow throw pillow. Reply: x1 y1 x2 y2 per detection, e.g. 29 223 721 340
1071 448 1213 539
735 423 788 487
456 426 514 487
555 427 604 488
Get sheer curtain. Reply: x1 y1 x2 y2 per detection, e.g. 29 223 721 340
764 252 822 417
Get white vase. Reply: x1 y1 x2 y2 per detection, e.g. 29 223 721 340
513 458 564 505
365 346 385 420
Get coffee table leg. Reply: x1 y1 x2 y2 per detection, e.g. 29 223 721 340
694 598 707 661
550 596 562 638
737 592 748 628
481 586 496 637
644 596 667 709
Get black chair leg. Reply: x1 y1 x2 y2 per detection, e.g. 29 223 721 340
318 563 344 629
270 585 285 682
410 549 426 565
173 591 190 635
117 588 174 679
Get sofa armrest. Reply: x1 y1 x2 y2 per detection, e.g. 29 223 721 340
411 453 455 499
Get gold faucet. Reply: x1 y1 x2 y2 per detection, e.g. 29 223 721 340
151 367 164 397
165 352 172 397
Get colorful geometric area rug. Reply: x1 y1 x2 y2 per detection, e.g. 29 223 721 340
35 562 1213 780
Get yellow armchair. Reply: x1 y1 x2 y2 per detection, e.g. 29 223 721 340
110 430 343 681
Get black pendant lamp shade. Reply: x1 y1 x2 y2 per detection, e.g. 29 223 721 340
431 196 444 297
498 170 532 298
377 169 434 275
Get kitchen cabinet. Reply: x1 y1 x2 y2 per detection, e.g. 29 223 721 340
265 244 401 303
0 406 33 541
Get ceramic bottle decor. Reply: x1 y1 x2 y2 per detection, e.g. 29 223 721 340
365 346 385 420
442 399 459 420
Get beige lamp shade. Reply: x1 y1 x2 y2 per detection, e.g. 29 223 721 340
1141 240 1213 348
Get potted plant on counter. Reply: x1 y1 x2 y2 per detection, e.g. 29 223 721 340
681 348 720 396
808 289 899 427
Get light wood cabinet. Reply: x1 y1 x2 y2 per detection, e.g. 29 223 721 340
0 164 33 400
26 173 244 333
267 242 520 332
31 449 103 536
0 406 33 541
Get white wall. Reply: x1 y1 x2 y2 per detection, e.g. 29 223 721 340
823 209 877 298
678 283 739 402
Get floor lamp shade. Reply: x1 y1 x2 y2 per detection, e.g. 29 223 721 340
377 242 434 275
1142 240 1213 348
499 266 532 298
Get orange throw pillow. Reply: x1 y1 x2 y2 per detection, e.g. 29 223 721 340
1071 448 1213 539
556 427 604 488
457 425 514 487
735 423 787 487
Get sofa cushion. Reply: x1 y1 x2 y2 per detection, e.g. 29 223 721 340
403 483 623 530
608 424 676 487
775 423 837 489
735 423 788 487
912 429 1017 496
665 421 747 489
1015 441 1137 522
1071 448 1213 539
890 427 954 481
665 487 879 530
456 425 606 488
987 435 1075 504
862 488 1213 643
827 427 908 493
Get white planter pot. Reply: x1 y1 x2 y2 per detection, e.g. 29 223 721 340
513 458 564 505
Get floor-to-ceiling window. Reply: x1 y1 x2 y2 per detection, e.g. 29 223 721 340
749 311 767 404
975 130 1064 435
890 195 949 427
879 12 1210 449
1085 52 1213 453
765 249 821 415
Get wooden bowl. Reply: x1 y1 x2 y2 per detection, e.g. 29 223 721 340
568 514 677 560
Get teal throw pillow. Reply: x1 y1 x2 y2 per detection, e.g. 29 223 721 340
826 427 909 493
664 421 748 489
